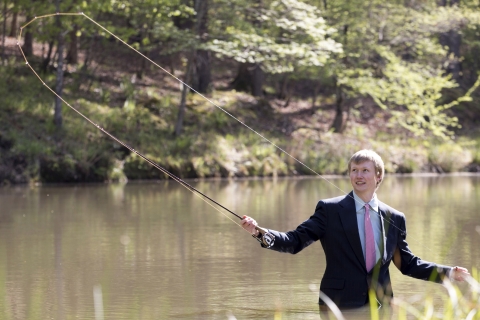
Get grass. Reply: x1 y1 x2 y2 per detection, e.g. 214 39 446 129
299 268 480 320
1 56 480 185
388 272 480 320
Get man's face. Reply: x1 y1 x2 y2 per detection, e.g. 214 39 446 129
349 160 379 198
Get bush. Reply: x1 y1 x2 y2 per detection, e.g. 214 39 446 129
373 141 428 174
428 143 472 173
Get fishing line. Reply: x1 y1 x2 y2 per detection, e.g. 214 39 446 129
17 12 272 241
28 13 349 195
17 46 245 232
17 13 443 252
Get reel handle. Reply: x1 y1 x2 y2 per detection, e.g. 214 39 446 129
252 226 275 248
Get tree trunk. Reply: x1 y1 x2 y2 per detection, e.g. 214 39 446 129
440 30 462 82
311 82 320 108
251 63 264 97
192 0 211 93
173 0 207 137
81 33 97 72
22 31 34 57
174 56 193 136
231 63 251 92
439 0 462 83
22 15 34 58
231 63 265 96
2 0 6 63
331 85 348 133
9 11 17 37
250 0 265 97
277 75 289 99
66 25 78 64
194 49 211 93
54 0 65 128
137 49 149 79
42 40 54 73
54 35 65 128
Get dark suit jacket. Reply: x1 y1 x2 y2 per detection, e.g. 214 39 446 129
266 192 451 308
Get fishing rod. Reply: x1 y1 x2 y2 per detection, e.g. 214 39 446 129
16 12 423 249
16 12 275 248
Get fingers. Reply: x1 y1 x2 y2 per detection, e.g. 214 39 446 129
241 215 258 234
451 266 470 281
454 266 469 273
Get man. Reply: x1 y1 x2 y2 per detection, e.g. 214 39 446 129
241 149 469 308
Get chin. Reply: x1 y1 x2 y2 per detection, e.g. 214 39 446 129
354 187 373 194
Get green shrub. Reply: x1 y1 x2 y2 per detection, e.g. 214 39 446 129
428 143 472 173
373 141 428 174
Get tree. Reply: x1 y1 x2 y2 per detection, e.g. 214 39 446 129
340 47 480 139
22 16 34 57
192 0 211 93
320 0 480 137
175 0 208 136
8 5 17 37
66 24 79 64
439 0 462 83
54 0 65 128
2 0 6 63
207 0 342 96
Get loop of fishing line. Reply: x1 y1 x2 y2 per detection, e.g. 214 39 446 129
17 12 438 252
17 12 247 233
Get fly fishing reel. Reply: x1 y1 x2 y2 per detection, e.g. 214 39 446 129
252 227 275 248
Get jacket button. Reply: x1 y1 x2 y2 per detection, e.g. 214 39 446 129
362 292 366 296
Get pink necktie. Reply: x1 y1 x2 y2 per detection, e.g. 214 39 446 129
364 204 376 272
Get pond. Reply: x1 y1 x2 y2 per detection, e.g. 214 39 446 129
0 175 479 319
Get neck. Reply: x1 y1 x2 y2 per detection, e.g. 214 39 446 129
355 191 375 203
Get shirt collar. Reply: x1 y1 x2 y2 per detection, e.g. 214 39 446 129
353 191 379 213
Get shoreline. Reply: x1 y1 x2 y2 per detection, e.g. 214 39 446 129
2 171 480 189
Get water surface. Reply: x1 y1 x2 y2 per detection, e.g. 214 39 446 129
0 175 479 319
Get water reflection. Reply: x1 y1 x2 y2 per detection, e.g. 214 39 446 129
0 175 478 319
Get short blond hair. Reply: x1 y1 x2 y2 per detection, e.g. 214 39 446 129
348 150 385 188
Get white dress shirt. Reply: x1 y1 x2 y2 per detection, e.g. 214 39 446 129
353 192 382 264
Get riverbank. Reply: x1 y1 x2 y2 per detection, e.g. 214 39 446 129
1 54 480 185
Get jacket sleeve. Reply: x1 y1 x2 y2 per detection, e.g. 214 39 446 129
262 200 328 254
396 214 451 283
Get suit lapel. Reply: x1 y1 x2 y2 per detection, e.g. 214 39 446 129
378 202 389 265
338 192 366 270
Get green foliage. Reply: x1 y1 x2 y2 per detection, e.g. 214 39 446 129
339 47 468 139
292 130 358 175
97 0 196 54
470 139 480 166
373 139 428 174
5 0 480 184
207 0 342 73
323 0 480 138
428 142 472 173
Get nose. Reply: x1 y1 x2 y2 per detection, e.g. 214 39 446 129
353 171 363 178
